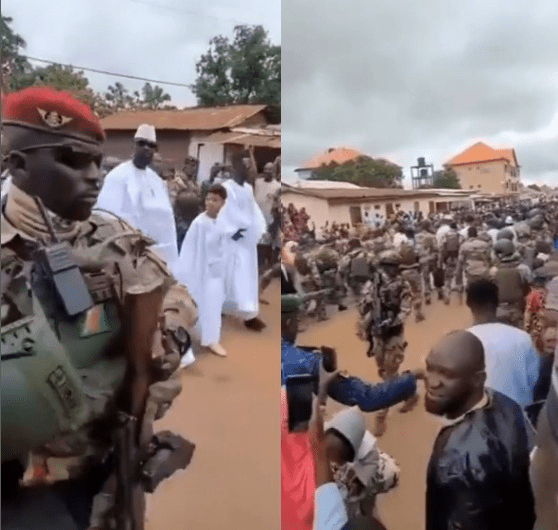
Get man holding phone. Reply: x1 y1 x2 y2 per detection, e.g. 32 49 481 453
281 294 424 530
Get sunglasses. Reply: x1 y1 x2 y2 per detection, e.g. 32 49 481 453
136 139 158 150
19 143 103 169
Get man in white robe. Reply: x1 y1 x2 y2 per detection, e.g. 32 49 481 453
175 184 228 357
220 152 267 331
94 124 178 269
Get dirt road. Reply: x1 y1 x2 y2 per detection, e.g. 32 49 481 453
146 280 280 530
297 295 473 530
145 285 471 530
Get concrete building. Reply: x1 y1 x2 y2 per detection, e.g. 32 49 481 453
282 183 473 234
100 105 280 182
444 141 520 196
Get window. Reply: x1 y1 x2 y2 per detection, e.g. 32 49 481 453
374 204 381 209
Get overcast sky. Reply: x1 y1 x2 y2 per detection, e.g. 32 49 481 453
283 0 558 186
5 0 280 107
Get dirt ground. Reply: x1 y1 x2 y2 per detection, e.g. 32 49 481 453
145 279 281 530
145 284 472 530
298 295 473 530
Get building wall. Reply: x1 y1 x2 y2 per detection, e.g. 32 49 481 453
452 159 520 195
103 130 191 168
188 134 226 182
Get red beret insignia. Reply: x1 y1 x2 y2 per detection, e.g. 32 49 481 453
37 108 74 129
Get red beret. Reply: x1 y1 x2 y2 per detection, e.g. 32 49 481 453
2 87 105 144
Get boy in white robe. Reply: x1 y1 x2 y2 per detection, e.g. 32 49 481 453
220 152 267 331
176 184 228 357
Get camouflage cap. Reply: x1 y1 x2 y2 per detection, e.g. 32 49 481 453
281 294 301 314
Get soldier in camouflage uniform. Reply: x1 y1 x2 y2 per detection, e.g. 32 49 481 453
415 221 438 305
1 88 197 530
398 232 425 322
170 155 201 207
338 238 376 302
294 249 325 318
490 239 532 328
357 251 416 437
438 222 462 304
455 226 492 304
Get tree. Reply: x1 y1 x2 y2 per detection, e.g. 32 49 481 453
9 62 101 110
191 25 280 123
432 169 461 189
311 156 403 188
1 16 32 92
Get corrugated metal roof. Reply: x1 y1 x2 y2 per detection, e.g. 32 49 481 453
281 182 473 201
204 130 280 149
100 105 268 131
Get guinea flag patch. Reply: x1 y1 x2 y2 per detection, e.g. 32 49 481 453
80 304 110 337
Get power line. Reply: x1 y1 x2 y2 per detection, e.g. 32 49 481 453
22 55 192 88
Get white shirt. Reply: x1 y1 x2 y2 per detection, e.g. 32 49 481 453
393 232 409 249
313 483 349 530
254 178 280 225
436 224 451 247
468 322 541 408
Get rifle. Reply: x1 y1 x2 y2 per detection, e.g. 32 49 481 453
90 285 195 530
299 288 333 303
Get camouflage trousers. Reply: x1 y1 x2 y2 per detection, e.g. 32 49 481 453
442 257 459 297
497 303 525 329
420 258 436 300
371 333 413 428
401 268 424 321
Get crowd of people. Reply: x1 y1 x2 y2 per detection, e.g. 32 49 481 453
281 199 558 529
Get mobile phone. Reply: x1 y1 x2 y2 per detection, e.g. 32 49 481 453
320 347 337 372
286 374 314 433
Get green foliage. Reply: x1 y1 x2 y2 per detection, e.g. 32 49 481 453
310 156 403 188
102 82 174 113
432 169 461 189
191 25 280 123
1 16 32 91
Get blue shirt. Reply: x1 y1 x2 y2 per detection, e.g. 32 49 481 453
281 339 416 412
468 323 541 409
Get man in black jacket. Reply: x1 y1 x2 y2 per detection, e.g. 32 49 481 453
425 330 535 530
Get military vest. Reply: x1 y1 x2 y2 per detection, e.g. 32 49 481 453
1 213 174 468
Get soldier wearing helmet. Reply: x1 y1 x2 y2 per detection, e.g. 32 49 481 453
357 249 416 437
415 220 438 306
490 238 532 328
455 226 492 303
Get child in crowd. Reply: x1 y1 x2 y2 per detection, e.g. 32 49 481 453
175 184 228 357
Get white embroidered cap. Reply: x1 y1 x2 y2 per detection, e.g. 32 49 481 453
134 124 157 143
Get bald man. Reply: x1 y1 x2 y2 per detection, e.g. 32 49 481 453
425 330 535 530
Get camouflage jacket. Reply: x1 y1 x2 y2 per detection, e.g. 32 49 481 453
414 230 438 262
358 271 411 337
339 248 376 280
457 237 492 277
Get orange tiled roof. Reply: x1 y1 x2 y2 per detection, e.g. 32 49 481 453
446 142 517 166
297 147 364 170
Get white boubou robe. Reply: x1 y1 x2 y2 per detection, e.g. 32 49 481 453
220 179 267 320
176 212 226 346
95 161 178 268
